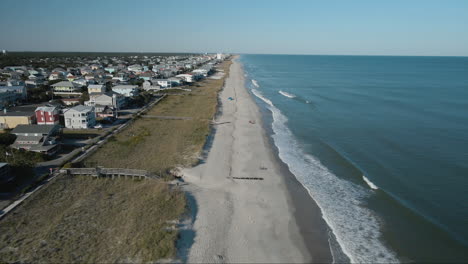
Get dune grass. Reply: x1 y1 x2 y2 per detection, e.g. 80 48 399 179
0 175 185 263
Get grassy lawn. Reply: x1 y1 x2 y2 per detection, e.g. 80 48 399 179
85 60 232 174
0 175 185 263
0 59 232 263
61 128 104 140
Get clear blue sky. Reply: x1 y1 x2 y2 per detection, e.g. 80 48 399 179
1 0 467 56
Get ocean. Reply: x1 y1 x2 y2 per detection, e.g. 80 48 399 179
240 54 468 263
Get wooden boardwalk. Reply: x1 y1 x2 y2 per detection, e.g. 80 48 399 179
63 168 155 180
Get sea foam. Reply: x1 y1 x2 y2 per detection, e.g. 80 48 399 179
279 90 296 98
251 87 399 264
252 79 260 88
363 175 379 190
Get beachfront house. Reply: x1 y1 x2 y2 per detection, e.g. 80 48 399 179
142 81 161 91
10 124 60 155
153 79 170 88
176 74 194 83
63 105 96 129
112 85 139 97
192 69 208 77
85 91 126 109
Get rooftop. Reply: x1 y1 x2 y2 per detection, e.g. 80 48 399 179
68 105 94 113
11 124 58 135
0 111 34 117
51 81 80 88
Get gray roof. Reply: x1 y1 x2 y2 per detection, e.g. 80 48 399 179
68 105 94 113
11 124 58 135
88 84 104 89
0 111 34 117
51 81 79 88
15 135 43 142
112 85 138 90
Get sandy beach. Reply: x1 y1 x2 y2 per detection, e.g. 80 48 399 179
181 57 333 263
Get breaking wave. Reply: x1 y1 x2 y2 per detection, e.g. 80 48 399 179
252 79 259 88
250 87 399 263
279 90 296 98
363 175 379 190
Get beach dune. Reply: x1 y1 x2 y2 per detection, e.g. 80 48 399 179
182 57 332 263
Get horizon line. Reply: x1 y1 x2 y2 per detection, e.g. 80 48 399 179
2 50 468 58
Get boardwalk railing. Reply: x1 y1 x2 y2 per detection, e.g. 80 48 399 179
62 168 155 180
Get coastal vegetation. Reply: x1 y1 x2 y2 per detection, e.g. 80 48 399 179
0 175 185 263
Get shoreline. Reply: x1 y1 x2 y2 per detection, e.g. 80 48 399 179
180 56 333 263
241 61 336 262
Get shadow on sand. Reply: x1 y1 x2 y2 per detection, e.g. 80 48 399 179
176 191 198 262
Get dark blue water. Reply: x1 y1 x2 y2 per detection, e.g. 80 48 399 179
240 55 468 263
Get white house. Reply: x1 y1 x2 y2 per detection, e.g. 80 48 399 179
85 92 126 109
127 64 143 73
176 74 194 83
192 69 208 77
153 79 169 88
112 85 139 97
142 81 161 91
51 81 83 97
87 84 105 94
63 105 96 129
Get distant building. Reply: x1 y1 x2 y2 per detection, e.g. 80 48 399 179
1 50 6 56
63 105 96 129
168 77 183 86
87 84 105 94
176 74 194 83
51 81 83 97
35 106 60 125
61 98 81 106
112 85 139 97
85 92 126 109
128 64 143 73
142 81 160 91
104 66 116 73
0 86 27 108
153 79 170 88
